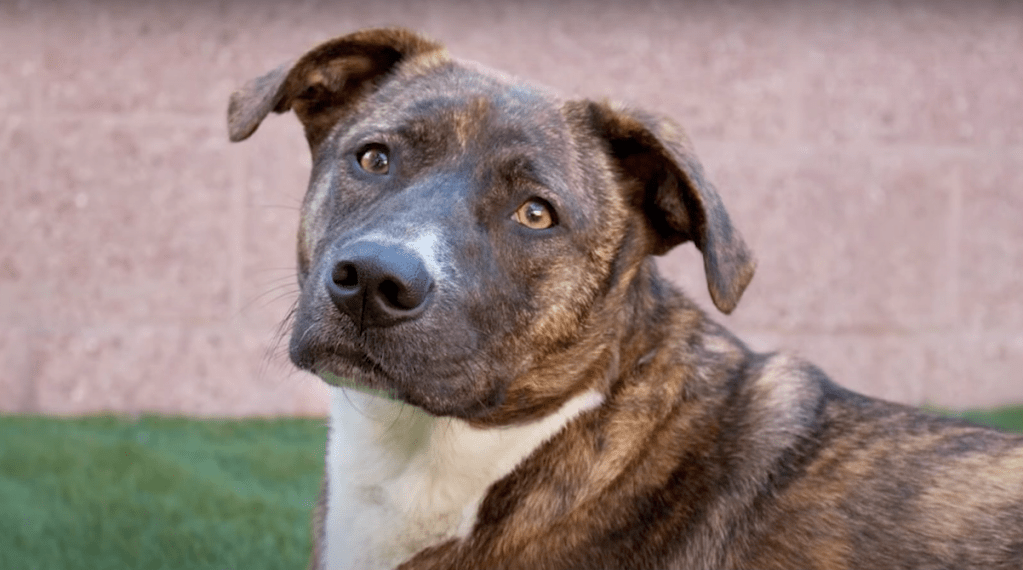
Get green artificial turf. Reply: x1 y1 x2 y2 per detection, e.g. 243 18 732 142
1 407 1021 569
938 405 1023 433
0 415 327 570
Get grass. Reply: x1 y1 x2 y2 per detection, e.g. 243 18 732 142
935 405 1023 433
0 415 327 570
0 407 1021 569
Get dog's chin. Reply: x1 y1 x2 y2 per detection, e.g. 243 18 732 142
317 370 403 400
298 351 506 419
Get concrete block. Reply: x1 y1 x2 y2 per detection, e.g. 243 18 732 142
959 154 1023 330
0 327 36 413
0 3 42 113
34 325 329 416
0 117 49 326
924 333 1023 408
1 117 234 327
35 1 254 116
790 1 1023 146
659 143 956 333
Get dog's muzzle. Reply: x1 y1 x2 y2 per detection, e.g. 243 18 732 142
326 241 434 331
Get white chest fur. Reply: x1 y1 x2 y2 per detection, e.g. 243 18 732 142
323 386 604 570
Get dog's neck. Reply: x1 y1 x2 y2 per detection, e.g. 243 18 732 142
614 259 719 372
323 385 604 570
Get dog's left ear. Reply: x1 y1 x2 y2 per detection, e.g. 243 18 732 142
227 28 445 148
575 101 756 314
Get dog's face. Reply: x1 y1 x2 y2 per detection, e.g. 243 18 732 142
229 28 754 424
290 66 626 421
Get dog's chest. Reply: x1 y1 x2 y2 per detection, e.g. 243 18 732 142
323 386 603 570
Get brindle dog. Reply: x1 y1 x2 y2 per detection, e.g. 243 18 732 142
228 28 1023 570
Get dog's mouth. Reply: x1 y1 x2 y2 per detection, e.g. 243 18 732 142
302 343 408 398
317 369 404 402
290 323 507 418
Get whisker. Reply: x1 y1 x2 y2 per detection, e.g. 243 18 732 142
238 283 299 314
255 300 299 386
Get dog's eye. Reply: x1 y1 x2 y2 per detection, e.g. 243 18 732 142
357 146 390 175
513 198 557 230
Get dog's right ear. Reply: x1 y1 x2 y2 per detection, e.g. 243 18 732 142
227 28 446 148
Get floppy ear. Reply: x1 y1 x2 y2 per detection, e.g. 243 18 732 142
580 101 756 314
227 28 445 148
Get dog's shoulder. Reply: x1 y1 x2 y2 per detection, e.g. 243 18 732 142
723 343 1023 569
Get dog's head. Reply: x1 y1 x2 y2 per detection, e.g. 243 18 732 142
229 28 755 424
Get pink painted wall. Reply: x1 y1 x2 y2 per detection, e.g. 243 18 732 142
2 0 1021 416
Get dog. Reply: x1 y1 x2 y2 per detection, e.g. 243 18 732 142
227 28 1023 570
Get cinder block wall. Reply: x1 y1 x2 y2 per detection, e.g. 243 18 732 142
2 0 1021 416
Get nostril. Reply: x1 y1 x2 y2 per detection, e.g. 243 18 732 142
377 279 401 308
332 262 359 289
377 278 423 310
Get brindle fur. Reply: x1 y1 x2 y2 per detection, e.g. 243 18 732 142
229 28 1023 570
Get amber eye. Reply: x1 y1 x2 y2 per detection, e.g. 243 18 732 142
513 198 557 230
357 146 390 175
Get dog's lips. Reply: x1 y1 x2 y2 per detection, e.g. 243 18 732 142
317 370 403 401
305 344 398 389
297 333 508 418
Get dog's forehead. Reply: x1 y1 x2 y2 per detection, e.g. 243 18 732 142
356 60 568 147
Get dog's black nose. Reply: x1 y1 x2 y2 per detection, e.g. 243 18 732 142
326 241 433 330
